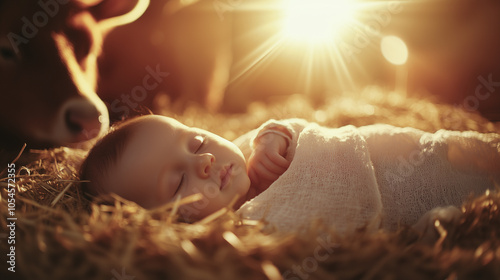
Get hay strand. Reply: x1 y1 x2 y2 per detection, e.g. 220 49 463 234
1 89 500 279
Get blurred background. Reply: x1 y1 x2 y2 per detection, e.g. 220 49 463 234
97 0 500 121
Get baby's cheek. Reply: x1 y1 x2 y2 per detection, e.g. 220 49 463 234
177 197 217 222
135 185 170 209
233 163 248 179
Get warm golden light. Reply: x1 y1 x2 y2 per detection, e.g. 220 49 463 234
230 0 409 97
282 0 358 43
381 35 408 65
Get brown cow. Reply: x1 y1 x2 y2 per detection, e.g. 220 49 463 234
0 0 148 154
97 0 233 119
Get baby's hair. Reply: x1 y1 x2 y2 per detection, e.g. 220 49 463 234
79 117 143 200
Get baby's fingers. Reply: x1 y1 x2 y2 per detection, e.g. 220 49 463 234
248 166 272 193
251 161 282 182
266 149 290 170
260 153 289 175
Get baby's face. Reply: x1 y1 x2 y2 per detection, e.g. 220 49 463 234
105 115 250 220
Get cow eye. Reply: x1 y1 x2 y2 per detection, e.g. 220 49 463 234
0 47 17 62
0 47 16 60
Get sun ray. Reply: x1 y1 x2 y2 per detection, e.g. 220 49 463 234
281 0 360 44
228 0 409 97
229 32 286 84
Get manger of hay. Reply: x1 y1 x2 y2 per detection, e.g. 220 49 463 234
1 89 500 280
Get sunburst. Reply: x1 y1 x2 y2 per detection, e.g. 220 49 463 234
282 0 359 44
230 0 406 95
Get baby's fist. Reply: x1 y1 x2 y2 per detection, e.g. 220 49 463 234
247 132 291 194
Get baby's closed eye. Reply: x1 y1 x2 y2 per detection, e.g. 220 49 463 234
174 173 185 196
191 135 205 153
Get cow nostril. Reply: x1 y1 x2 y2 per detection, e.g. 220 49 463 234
65 105 103 141
65 110 83 133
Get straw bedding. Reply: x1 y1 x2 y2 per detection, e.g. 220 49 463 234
1 88 500 280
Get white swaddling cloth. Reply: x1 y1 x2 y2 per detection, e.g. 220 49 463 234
235 120 499 234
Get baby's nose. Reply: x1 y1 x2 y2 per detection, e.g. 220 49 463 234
196 153 215 178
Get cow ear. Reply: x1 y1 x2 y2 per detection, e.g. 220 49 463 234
89 0 150 31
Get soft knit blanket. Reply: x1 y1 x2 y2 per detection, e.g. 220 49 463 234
235 120 500 234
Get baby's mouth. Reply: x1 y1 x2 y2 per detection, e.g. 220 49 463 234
219 164 233 190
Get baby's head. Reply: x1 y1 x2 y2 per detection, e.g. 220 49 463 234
80 115 251 220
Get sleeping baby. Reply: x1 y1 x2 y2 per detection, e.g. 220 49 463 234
80 115 500 234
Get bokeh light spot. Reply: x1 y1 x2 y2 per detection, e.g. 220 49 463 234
381 35 408 65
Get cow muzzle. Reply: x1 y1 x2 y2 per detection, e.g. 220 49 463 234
49 97 109 147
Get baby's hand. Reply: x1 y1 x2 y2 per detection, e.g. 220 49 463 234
247 132 291 195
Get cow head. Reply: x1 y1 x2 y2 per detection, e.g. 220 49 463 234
0 0 149 150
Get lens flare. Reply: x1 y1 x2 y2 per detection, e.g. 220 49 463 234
282 0 358 43
381 35 408 65
230 0 407 97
